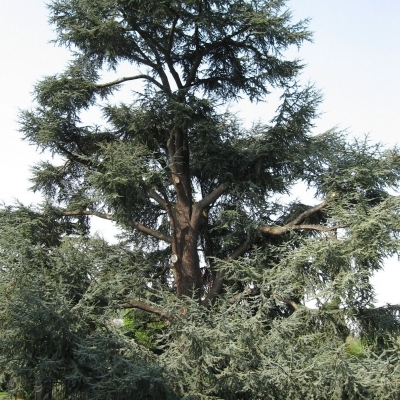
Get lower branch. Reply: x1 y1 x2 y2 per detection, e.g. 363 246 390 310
61 209 172 243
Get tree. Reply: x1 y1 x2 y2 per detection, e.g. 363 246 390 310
1 0 400 398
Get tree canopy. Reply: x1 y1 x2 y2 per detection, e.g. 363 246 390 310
1 0 400 399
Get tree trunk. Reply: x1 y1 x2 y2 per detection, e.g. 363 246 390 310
172 203 202 298
167 123 203 298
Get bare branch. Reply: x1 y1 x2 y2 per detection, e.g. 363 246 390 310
61 210 173 243
148 189 168 210
192 182 230 227
196 182 230 210
260 196 344 236
273 294 300 311
62 209 114 220
228 242 252 260
289 200 328 226
259 223 345 236
96 75 164 91
131 221 173 244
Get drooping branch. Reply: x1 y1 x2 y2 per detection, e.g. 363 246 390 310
96 75 164 91
61 210 172 243
227 288 302 312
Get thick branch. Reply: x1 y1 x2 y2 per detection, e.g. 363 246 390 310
63 209 114 220
191 182 229 227
121 300 170 318
202 270 224 306
133 23 183 89
183 2 202 87
229 242 252 260
204 198 337 304
196 182 229 210
260 197 344 236
259 224 344 236
184 53 203 88
96 75 164 91
167 130 191 205
167 16 180 54
61 210 172 244
131 221 172 244
273 294 300 311
289 200 328 226
148 188 168 210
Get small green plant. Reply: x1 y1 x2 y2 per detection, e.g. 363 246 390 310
346 336 364 357
123 310 165 349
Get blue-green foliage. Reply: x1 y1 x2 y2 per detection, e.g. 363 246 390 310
2 0 400 398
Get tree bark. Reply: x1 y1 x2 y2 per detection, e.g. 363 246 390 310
172 203 203 298
167 125 203 298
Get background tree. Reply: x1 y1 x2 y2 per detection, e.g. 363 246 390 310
1 0 400 398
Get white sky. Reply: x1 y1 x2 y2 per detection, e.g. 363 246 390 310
0 1 399 305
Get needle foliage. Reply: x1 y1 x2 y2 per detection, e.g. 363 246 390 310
1 0 400 398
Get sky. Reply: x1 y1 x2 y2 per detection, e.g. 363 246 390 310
0 0 399 305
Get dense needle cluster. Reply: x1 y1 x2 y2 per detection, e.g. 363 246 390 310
1 1 400 399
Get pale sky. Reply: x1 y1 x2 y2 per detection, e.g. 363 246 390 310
0 1 399 305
